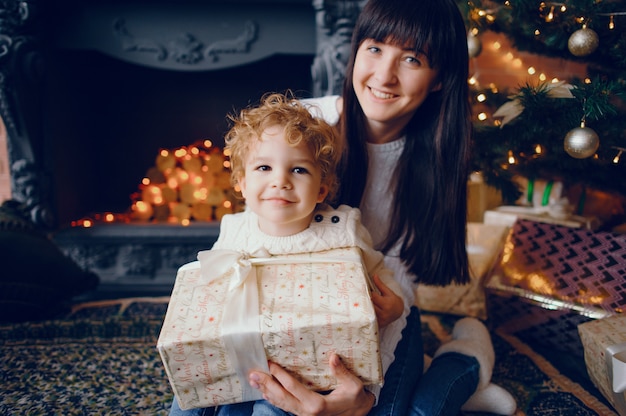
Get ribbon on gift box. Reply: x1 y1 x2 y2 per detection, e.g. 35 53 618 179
607 342 626 415
197 247 368 402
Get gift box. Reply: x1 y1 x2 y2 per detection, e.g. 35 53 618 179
578 315 626 415
415 222 508 319
484 206 600 230
467 172 502 223
157 247 382 410
485 218 626 359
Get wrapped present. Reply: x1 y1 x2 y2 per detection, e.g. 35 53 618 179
467 172 502 223
415 222 508 319
578 315 626 415
484 206 600 230
157 247 382 410
485 219 626 358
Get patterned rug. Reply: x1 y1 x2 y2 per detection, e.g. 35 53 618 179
0 297 618 415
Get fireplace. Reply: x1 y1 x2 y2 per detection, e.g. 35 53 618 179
2 0 365 297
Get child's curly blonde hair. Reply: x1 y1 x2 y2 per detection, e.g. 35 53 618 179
225 92 342 202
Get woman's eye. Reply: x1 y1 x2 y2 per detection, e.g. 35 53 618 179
405 56 422 66
367 46 381 54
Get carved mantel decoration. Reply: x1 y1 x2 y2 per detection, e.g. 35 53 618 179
113 18 259 65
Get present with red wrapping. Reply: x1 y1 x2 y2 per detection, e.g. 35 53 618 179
485 218 626 358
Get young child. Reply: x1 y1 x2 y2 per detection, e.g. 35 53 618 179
168 92 405 416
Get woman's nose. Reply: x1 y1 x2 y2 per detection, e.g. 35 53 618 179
374 58 397 83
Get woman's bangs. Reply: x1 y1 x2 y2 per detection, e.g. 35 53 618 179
360 13 434 65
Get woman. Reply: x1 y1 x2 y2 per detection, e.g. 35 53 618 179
169 0 516 414
245 0 516 415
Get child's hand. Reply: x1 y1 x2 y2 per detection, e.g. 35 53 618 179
370 274 404 328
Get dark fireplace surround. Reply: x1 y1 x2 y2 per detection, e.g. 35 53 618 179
2 0 364 297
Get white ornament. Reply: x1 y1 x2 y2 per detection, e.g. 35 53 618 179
564 126 599 159
568 27 599 57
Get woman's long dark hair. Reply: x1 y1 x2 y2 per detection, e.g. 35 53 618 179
337 0 471 286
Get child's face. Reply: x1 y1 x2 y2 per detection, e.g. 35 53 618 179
238 125 329 236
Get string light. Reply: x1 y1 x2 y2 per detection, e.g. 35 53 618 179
545 5 555 22
508 150 516 164
612 147 626 164
539 2 567 22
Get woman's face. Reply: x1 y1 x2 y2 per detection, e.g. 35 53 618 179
352 39 441 139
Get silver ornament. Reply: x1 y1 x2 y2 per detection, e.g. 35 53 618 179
467 33 482 58
564 126 599 159
568 27 599 57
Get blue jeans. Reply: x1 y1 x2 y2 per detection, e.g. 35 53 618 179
169 307 479 416
369 308 478 416
169 398 290 416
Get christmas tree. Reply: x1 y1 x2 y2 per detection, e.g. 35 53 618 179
458 0 626 222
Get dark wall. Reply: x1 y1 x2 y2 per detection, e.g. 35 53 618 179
44 50 314 225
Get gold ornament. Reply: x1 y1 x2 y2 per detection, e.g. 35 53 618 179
564 126 599 159
567 27 599 57
467 33 482 58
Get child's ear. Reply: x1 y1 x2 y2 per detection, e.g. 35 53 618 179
317 184 329 203
237 175 247 197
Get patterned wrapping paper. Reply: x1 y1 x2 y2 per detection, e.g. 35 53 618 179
157 247 382 410
485 218 626 358
578 315 626 416
415 223 509 319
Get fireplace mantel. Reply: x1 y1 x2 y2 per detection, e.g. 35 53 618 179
1 0 365 228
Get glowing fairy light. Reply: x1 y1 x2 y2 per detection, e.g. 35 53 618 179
508 150 516 164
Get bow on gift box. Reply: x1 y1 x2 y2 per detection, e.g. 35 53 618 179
608 343 626 415
197 248 273 402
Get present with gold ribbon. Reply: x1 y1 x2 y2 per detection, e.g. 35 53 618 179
485 218 626 358
157 247 382 410
578 315 626 416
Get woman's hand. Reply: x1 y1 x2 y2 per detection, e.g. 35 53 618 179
248 353 375 416
370 274 404 328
